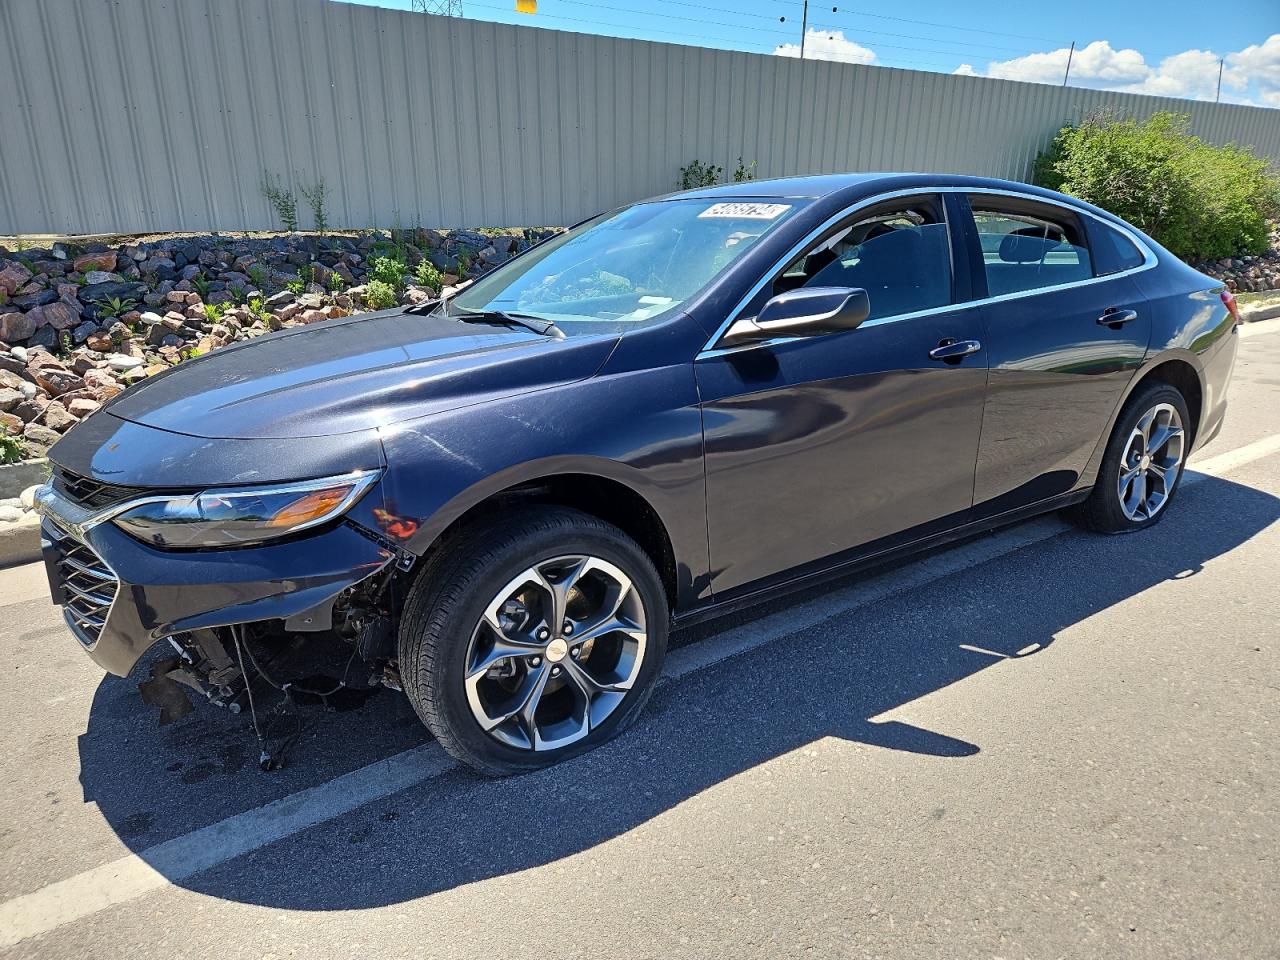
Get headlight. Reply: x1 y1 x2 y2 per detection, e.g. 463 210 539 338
111 471 380 549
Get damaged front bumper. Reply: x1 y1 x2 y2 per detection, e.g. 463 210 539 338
35 483 398 677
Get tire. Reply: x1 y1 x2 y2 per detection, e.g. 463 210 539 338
398 505 668 777
1064 381 1191 534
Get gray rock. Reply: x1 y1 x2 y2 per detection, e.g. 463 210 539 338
82 270 115 285
0 505 23 523
71 320 98 344
80 280 145 303
19 485 40 509
9 345 27 362
105 354 143 371
10 288 57 310
26 326 57 350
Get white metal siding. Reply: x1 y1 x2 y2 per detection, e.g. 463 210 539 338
2 0 1277 235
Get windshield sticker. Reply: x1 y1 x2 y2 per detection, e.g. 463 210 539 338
698 202 791 220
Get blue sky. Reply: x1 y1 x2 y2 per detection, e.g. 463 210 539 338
342 0 1280 107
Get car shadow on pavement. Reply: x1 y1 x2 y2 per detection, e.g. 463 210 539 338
76 473 1279 909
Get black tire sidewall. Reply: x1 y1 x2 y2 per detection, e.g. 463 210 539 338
408 511 668 775
1096 383 1191 532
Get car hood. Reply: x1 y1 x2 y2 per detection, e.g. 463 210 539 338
105 310 619 440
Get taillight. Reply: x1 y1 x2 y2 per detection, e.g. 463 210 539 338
1221 289 1240 325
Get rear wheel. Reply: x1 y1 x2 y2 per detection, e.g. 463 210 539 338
399 506 668 777
1065 381 1190 533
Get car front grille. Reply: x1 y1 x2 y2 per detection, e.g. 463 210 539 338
54 536 120 648
52 467 147 511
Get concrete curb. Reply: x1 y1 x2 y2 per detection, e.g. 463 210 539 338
0 515 41 569
0 459 48 500
1241 302 1280 324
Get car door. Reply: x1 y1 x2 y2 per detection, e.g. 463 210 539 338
695 193 989 597
961 193 1152 518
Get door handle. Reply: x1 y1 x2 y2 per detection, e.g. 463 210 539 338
929 338 982 363
1097 308 1138 328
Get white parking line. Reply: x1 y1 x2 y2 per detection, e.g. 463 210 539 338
1 431 1277 948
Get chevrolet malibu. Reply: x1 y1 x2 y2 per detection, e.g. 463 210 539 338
35 174 1238 776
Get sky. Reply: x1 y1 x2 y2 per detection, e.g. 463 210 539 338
342 0 1280 108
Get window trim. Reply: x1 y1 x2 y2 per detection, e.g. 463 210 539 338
698 186 1158 358
744 192 954 324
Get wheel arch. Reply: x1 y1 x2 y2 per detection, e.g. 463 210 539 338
1079 350 1206 489
402 458 681 612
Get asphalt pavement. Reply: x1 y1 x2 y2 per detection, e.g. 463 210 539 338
0 321 1277 960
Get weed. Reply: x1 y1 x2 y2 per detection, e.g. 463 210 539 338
367 254 407 290
98 296 136 320
248 297 272 323
191 274 211 298
247 264 269 291
413 258 442 290
285 276 305 295
297 263 315 286
456 253 472 276
261 171 299 232
0 435 24 465
732 156 757 183
203 302 225 323
327 271 344 293
229 284 247 305
299 176 331 233
364 279 398 310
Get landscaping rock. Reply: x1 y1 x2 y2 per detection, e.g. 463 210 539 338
0 261 33 295
0 312 37 342
73 251 117 273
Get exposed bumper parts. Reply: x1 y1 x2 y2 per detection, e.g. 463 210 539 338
35 483 397 677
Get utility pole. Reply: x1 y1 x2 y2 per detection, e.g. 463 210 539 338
1062 40 1075 86
411 0 463 15
1215 58 1224 102
800 0 809 60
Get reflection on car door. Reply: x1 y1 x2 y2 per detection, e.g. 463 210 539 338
963 194 1151 517
695 194 989 597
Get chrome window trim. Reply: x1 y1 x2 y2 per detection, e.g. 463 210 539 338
696 185 1159 358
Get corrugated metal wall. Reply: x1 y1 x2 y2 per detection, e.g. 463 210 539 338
2 0 1278 236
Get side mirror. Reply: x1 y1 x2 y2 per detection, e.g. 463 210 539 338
718 287 870 347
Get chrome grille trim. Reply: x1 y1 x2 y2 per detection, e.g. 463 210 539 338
51 534 120 649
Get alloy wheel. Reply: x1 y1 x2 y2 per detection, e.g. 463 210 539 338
1116 402 1185 522
463 555 648 751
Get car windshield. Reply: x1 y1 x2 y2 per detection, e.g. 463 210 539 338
447 198 807 334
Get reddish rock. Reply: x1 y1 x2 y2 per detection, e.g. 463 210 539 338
73 251 117 273
26 352 66 372
277 303 302 322
86 330 113 352
33 368 84 396
0 411 21 436
40 401 77 431
0 261 33 295
28 301 80 331
0 311 37 342
21 422 61 451
300 309 328 324
0 369 26 391
67 398 101 419
10 398 47 423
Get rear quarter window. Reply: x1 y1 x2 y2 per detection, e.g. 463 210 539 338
1089 221 1147 276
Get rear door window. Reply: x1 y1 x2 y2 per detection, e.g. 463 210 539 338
969 198 1093 297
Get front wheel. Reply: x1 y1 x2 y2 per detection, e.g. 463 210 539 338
399 506 668 777
1065 381 1191 534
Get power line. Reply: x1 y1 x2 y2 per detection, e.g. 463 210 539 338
410 0 463 14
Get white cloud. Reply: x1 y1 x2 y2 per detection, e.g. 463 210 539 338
774 29 875 65
959 34 1280 108
980 40 1149 86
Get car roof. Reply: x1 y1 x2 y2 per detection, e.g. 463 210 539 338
667 172 1053 202
661 171 1141 239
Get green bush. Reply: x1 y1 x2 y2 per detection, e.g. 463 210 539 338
367 255 407 290
1035 111 1280 260
0 435 24 466
364 279 398 310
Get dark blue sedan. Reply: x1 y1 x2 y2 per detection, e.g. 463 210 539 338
36 173 1239 775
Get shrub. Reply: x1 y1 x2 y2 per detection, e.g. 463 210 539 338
413 258 442 290
364 279 398 310
1035 111 1280 260
679 159 722 190
732 156 757 183
261 171 299 232
367 254 407 289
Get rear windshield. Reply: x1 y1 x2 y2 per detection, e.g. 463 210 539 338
448 198 807 334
